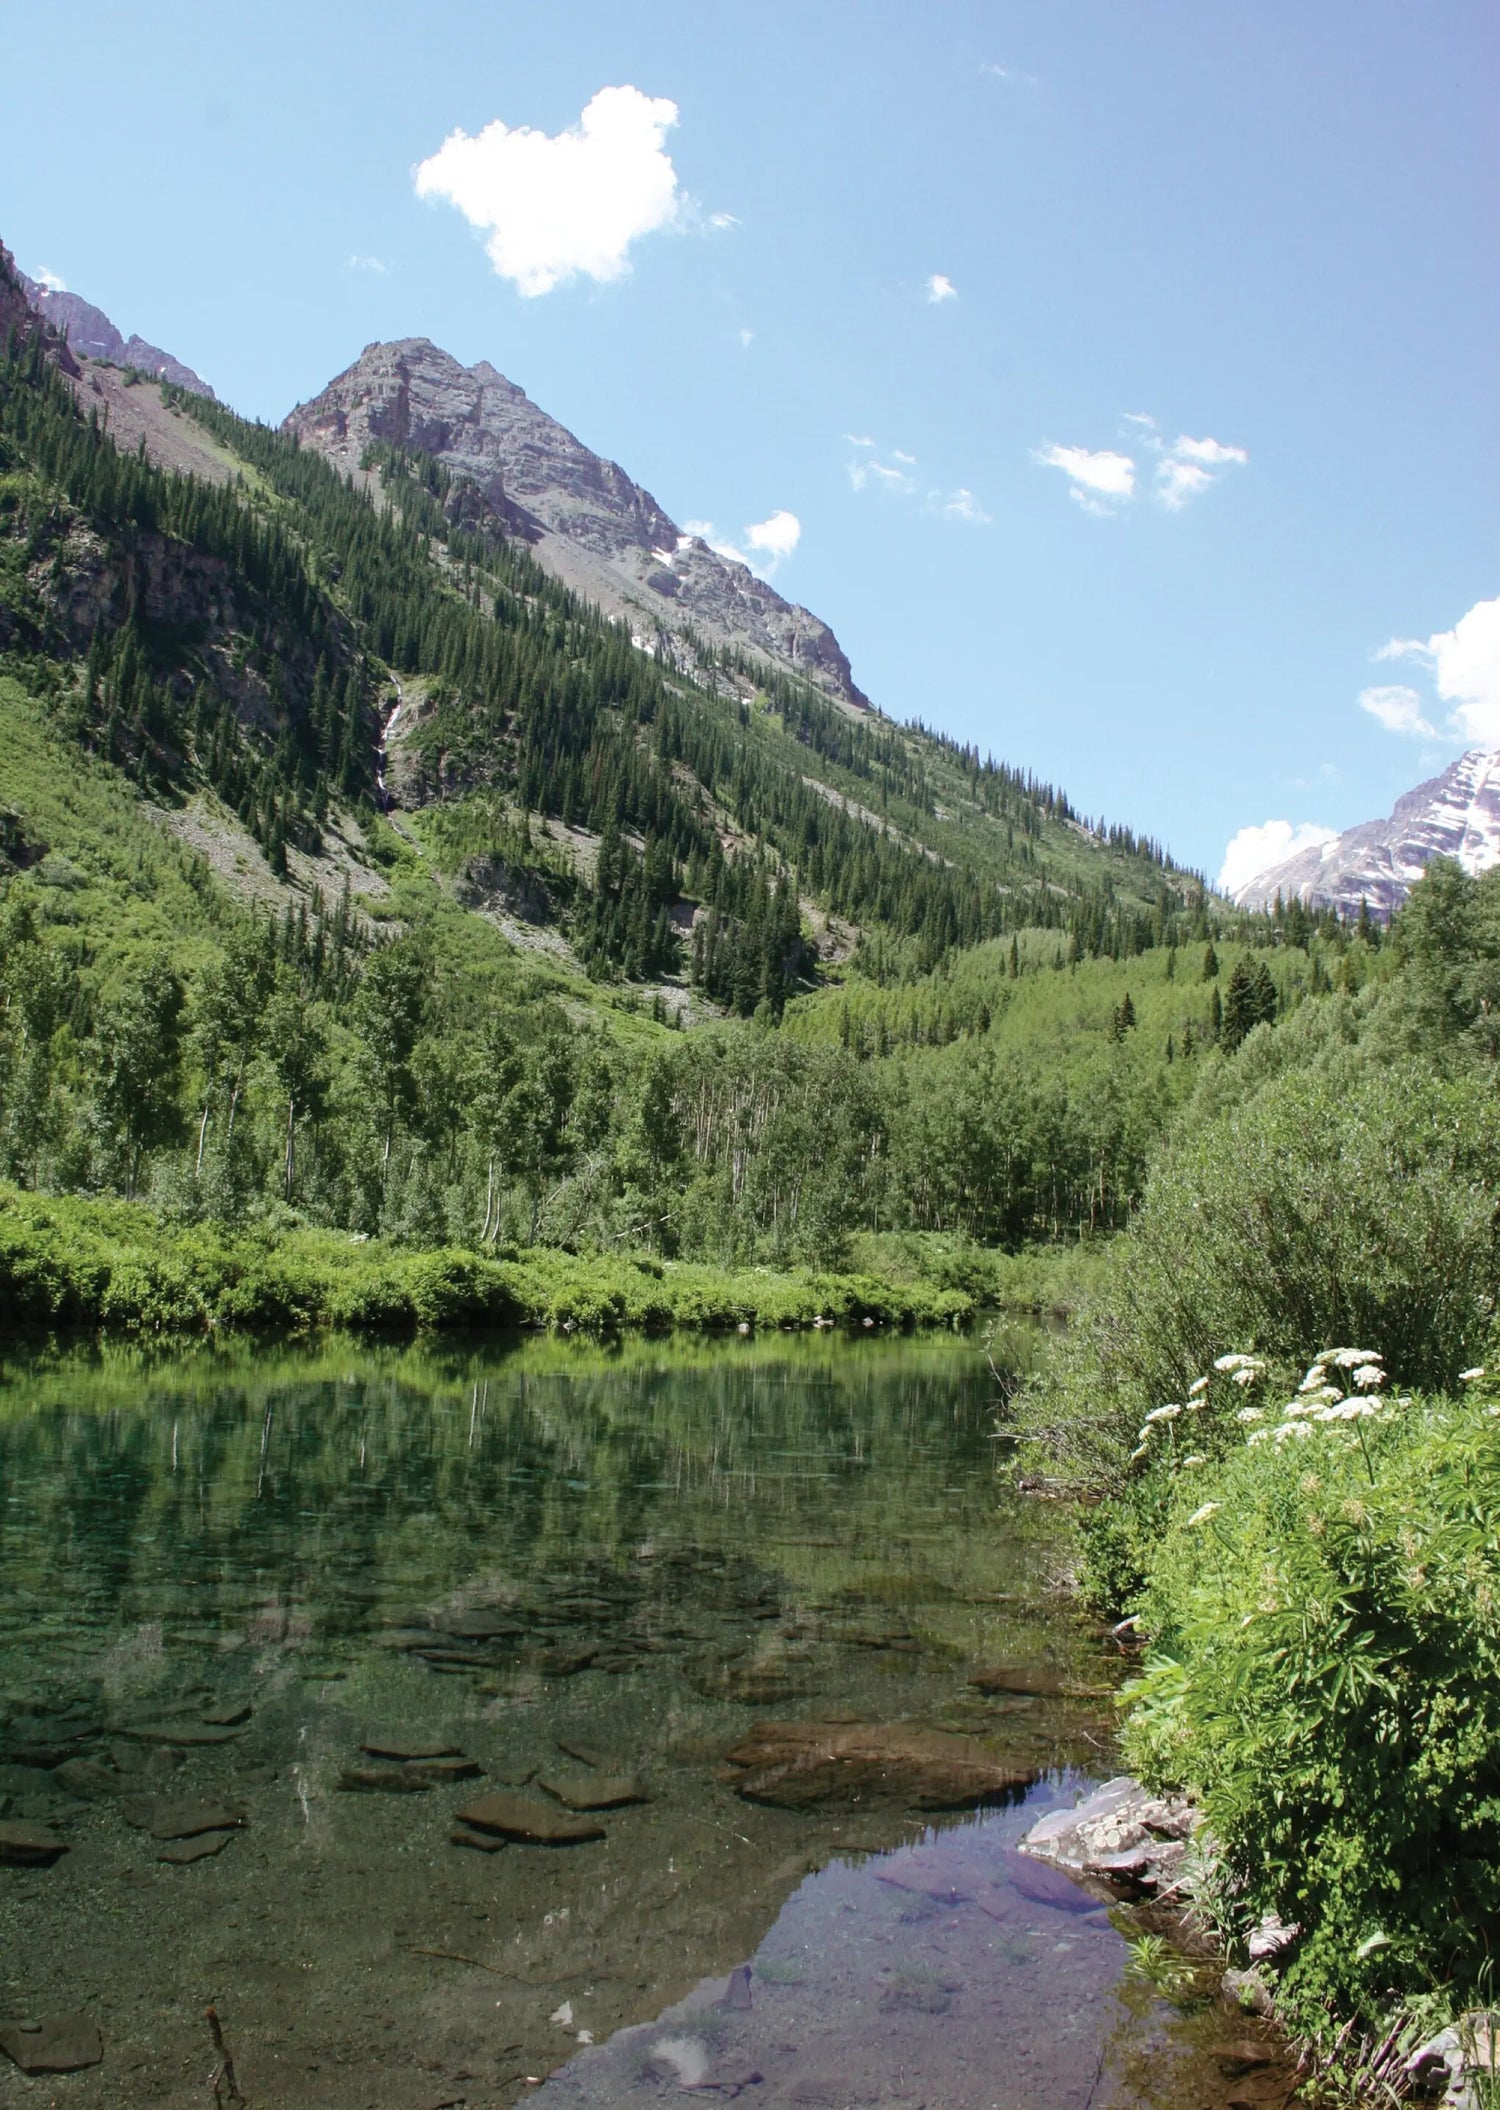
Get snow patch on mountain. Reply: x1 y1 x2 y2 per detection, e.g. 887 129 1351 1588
1233 750 1500 918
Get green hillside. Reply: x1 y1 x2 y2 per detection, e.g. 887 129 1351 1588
0 254 1386 1315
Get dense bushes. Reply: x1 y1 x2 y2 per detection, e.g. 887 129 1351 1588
1120 1360 1500 2045
1016 1058 1500 1539
0 1186 971 1336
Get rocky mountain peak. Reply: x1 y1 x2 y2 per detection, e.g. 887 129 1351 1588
15 268 215 399
284 337 869 714
1234 748 1500 918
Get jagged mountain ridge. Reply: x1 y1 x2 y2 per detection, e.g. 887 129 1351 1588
16 266 215 399
284 337 869 716
1234 749 1500 918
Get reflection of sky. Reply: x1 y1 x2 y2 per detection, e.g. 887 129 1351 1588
537 1785 1128 2109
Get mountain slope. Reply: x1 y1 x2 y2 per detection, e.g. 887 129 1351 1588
1235 749 1500 918
17 267 215 397
284 337 867 713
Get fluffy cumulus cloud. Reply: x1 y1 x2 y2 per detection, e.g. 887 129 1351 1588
1375 596 1500 744
34 267 66 295
926 274 957 304
682 510 800 579
345 254 390 274
1358 684 1435 738
1037 417 1247 516
1218 820 1339 897
1033 442 1136 515
414 85 683 296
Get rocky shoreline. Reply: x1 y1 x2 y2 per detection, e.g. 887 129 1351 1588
1021 1775 1497 2108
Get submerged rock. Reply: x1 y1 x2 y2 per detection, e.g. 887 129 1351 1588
0 1821 68 1866
144 1799 246 1841
454 1791 605 1844
118 1720 244 1747
0 2014 103 2072
361 1730 463 1760
157 1831 234 1864
720 1720 1037 1811
538 1770 647 1811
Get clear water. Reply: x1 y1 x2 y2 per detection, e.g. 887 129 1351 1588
0 1330 1295 2108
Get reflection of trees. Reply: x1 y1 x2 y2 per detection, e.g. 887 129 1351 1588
0 1336 1058 1650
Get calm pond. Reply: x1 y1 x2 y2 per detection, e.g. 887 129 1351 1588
0 1329 1294 2109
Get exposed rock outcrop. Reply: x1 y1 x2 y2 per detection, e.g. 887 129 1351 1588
284 338 870 715
1234 749 1500 919
16 269 215 398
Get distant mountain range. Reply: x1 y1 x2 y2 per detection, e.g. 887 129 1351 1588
285 338 868 714
1234 749 1500 917
16 269 215 399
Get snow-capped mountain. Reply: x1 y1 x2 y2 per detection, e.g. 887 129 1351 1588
1234 750 1500 917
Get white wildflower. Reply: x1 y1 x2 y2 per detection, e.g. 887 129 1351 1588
1281 1402 1317 1420
1129 1442 1150 1460
1460 1367 1486 1384
1352 1365 1385 1390
1298 1364 1329 1394
1186 1502 1221 1527
1247 1429 1273 1446
1487 1407 1500 1421
1181 1454 1207 1468
1143 1404 1183 1424
1188 1375 1210 1398
1274 1420 1313 1442
1237 1406 1266 1424
1332 1348 1380 1369
1231 1367 1262 1387
1312 1400 1378 1423
1214 1353 1262 1373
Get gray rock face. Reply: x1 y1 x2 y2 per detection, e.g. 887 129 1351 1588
284 338 869 713
15 270 215 398
1234 750 1500 919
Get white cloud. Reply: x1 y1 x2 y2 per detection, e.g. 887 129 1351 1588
847 444 918 495
1218 820 1338 897
35 267 66 295
345 253 390 274
745 510 801 568
1378 596 1500 744
1155 433 1248 510
1358 684 1436 738
413 85 682 297
928 487 991 525
1120 412 1158 444
926 274 957 304
844 434 877 449
981 61 1038 84
1034 441 1136 511
683 510 800 578
709 211 739 230
737 325 754 348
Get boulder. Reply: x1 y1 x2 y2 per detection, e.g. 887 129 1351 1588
720 1720 1036 1811
1020 1776 1204 1899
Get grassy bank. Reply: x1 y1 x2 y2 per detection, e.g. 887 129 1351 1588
0 1186 973 1336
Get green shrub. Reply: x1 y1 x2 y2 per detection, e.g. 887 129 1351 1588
1121 1362 1500 2046
1018 1061 1500 1523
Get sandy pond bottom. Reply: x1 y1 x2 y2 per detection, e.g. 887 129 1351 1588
0 1332 1299 2110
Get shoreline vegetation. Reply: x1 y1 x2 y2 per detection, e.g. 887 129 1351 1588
0 1184 1056 1336
1012 857 1500 2094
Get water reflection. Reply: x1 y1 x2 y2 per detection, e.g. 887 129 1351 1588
0 1331 1286 2108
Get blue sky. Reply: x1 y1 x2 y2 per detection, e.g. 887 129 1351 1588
2 0 1495 885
